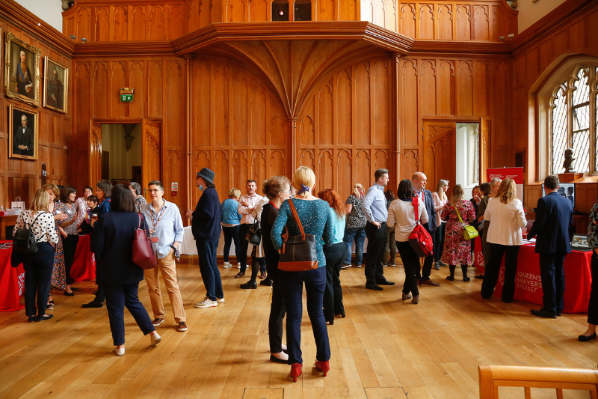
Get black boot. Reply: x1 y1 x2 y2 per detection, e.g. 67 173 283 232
446 265 456 281
461 265 470 282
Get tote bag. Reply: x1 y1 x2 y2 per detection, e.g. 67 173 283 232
408 197 434 257
132 213 157 269
278 199 319 272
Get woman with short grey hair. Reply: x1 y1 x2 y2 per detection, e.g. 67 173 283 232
127 182 147 213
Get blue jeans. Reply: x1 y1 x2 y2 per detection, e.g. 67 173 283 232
222 225 241 263
342 227 366 265
196 240 223 301
104 282 155 346
281 267 330 365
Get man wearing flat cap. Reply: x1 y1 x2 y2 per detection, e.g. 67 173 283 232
186 168 224 309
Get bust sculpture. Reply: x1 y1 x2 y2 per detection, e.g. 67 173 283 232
563 148 576 173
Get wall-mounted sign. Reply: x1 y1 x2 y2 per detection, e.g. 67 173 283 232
119 87 134 102
171 182 178 197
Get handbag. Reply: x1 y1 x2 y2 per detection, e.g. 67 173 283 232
408 197 434 257
13 211 43 255
455 203 479 241
246 219 261 246
278 199 319 272
132 213 157 269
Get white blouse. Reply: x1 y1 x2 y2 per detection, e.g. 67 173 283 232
484 197 526 246
431 192 447 226
387 199 429 242
13 210 59 245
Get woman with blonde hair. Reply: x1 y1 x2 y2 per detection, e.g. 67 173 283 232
441 184 476 281
271 166 333 381
13 189 59 322
481 178 526 302
342 183 367 268
432 180 449 268
318 189 346 323
221 187 242 269
42 183 68 308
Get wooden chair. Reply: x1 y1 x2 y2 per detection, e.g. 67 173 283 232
479 365 598 398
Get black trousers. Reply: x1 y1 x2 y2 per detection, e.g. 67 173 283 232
62 234 79 285
239 224 251 272
364 222 387 284
587 252 598 325
323 242 345 322
434 223 446 262
417 226 435 281
539 252 567 314
268 268 286 354
104 282 155 346
481 243 520 302
23 242 54 317
397 241 419 297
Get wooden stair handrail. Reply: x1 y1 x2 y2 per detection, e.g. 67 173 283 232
479 365 598 399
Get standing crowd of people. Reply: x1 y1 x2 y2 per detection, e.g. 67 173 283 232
10 164 598 379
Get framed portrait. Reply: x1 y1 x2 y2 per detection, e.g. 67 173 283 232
4 32 41 107
43 57 68 113
9 104 38 160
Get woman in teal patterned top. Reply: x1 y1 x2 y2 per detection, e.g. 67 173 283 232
271 166 334 382
579 202 598 342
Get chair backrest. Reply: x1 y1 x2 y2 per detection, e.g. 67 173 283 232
479 365 598 399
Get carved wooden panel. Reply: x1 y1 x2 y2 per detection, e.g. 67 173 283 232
401 59 418 146
437 60 455 115
473 61 490 116
420 60 436 115
319 0 335 21
400 4 416 38
165 61 185 147
419 4 434 40
373 0 385 27
111 62 127 118
456 5 471 41
132 6 147 41
473 5 489 41
337 69 352 145
94 62 109 117
340 0 358 21
148 61 164 118
438 4 452 40
457 60 473 116
249 0 268 22
113 6 128 41
129 62 145 118
96 7 110 42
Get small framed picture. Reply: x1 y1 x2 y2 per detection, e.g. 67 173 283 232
4 32 42 107
43 57 68 113
9 104 39 160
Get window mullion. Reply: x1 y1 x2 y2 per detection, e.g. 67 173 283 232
590 68 597 174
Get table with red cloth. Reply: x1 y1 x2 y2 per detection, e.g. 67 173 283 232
70 234 95 282
489 243 593 314
0 241 25 312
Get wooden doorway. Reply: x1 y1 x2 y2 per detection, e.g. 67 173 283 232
423 121 456 189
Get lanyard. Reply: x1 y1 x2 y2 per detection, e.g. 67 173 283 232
151 204 166 229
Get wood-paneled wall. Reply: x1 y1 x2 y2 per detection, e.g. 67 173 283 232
64 0 517 43
0 2 74 210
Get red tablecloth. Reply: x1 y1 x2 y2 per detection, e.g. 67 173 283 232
494 244 593 313
70 234 95 282
0 243 25 312
474 235 484 273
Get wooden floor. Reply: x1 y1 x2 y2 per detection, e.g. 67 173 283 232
1 257 597 399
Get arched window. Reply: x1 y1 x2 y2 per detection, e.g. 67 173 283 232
549 66 598 175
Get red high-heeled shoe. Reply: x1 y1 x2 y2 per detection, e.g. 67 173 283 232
290 363 302 382
315 360 330 377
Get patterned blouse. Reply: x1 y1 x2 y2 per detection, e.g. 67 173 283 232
345 195 366 229
588 203 598 250
13 210 59 244
271 198 334 267
134 195 147 213
75 197 88 228
56 202 79 236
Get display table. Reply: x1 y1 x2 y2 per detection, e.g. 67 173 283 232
70 234 95 282
494 244 593 313
0 241 25 311
179 226 256 257
0 215 18 241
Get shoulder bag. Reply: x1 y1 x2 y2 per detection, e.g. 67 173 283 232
14 211 44 254
456 203 479 240
246 219 261 246
408 197 434 257
132 213 157 269
278 199 319 271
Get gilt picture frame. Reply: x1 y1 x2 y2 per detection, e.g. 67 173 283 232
43 57 68 113
4 32 42 107
8 104 39 160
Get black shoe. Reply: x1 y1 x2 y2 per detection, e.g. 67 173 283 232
557 311 562 317
260 279 273 286
240 281 257 289
530 309 557 319
70 287 79 291
36 314 53 322
446 275 455 281
64 290 74 296
270 354 289 364
366 283 383 291
234 272 246 278
578 333 597 342
327 319 335 325
336 311 346 318
376 279 395 286
463 276 470 282
474 275 484 280
82 301 104 308
28 316 37 323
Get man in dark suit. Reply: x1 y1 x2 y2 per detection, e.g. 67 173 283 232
413 172 440 287
13 114 34 156
528 174 574 319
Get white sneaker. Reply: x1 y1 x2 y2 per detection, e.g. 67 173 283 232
217 298 225 303
223 262 232 269
150 332 161 346
195 297 218 308
115 346 125 356
237 263 241 269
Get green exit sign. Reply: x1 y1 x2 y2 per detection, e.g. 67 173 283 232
121 94 133 102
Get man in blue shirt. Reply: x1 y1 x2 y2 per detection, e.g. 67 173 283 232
361 169 395 290
142 181 187 332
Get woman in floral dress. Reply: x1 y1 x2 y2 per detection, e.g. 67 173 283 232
441 184 476 282
42 183 68 308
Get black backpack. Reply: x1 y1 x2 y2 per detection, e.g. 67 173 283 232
14 212 44 254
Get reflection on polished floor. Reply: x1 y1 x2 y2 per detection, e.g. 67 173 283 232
0 256 596 399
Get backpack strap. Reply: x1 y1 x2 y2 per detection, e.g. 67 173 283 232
412 196 419 224
287 199 306 241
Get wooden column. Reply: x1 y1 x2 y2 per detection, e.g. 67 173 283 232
289 117 297 174
185 54 193 214
393 52 401 189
